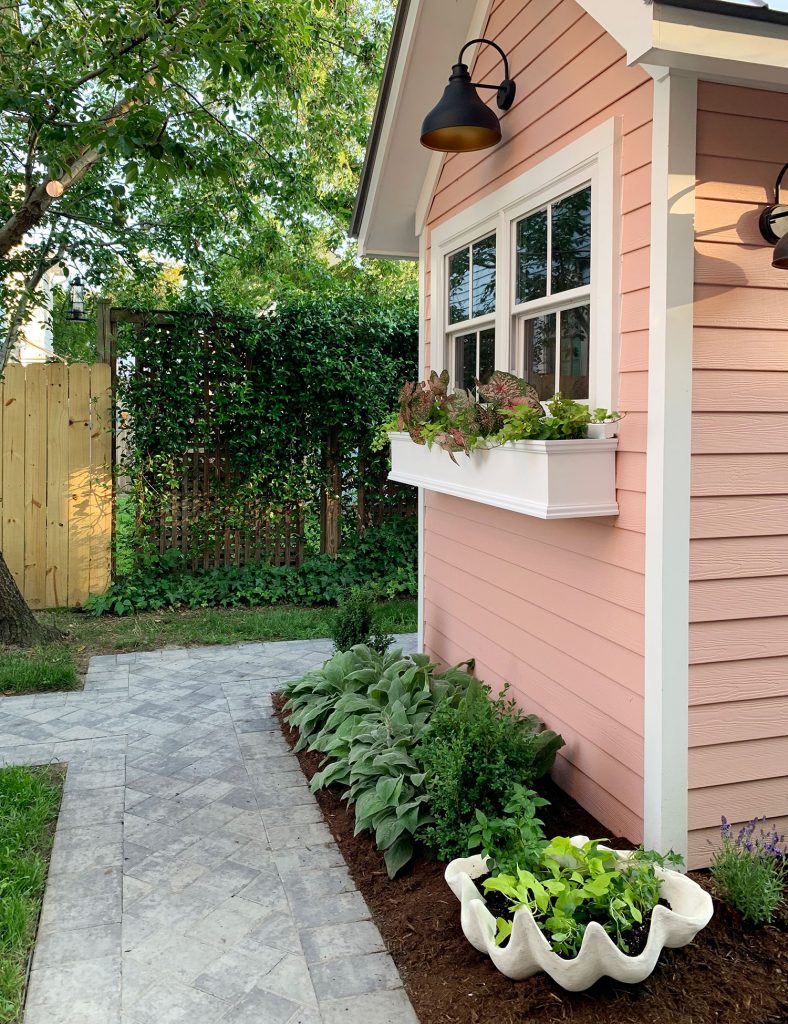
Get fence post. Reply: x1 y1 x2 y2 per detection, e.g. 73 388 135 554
320 426 341 557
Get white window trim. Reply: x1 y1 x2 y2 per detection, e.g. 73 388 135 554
429 118 621 410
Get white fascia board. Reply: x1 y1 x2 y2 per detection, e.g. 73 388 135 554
575 1 654 61
357 0 480 259
642 68 697 864
639 4 788 86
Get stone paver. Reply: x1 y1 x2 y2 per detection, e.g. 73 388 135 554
0 635 418 1024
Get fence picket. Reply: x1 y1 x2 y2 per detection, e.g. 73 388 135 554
24 365 47 607
2 366 26 594
89 364 113 598
45 364 69 608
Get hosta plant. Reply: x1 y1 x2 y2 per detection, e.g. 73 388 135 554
284 645 476 877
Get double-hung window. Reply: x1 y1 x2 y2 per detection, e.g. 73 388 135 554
513 185 592 401
430 119 616 412
445 233 496 393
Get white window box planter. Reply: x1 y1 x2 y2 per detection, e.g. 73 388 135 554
388 432 618 519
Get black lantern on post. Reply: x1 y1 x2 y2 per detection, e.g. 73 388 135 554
759 162 788 270
67 275 86 321
420 38 516 154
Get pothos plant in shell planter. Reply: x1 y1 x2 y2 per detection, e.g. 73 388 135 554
445 829 713 992
383 371 622 520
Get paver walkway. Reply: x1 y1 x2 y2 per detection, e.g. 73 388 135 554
0 636 420 1024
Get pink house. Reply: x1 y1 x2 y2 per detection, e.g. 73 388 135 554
351 0 788 869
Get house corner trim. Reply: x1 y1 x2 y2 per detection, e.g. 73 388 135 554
643 67 697 862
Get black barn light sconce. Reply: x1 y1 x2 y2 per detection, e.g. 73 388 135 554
420 38 516 153
759 162 788 270
67 274 87 321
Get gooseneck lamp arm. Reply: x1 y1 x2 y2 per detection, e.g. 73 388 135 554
759 161 788 242
457 38 516 110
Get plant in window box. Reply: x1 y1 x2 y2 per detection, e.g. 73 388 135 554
587 408 623 440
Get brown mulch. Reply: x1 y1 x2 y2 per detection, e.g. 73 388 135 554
272 694 788 1024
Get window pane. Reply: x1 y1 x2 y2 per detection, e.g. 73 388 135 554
454 332 476 392
479 328 495 386
448 247 470 324
551 186 591 293
516 209 548 303
523 313 556 400
559 305 590 399
472 234 496 318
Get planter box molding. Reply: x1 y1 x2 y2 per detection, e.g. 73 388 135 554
388 432 619 520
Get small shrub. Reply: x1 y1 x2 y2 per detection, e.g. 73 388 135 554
415 680 564 860
711 816 785 925
330 585 392 655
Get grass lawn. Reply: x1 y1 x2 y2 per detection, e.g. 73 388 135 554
0 599 419 693
0 645 80 697
0 766 63 1024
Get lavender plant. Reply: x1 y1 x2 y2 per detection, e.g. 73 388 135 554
710 816 786 925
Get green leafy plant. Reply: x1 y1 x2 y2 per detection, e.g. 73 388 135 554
467 784 550 878
415 680 564 860
711 816 785 925
331 585 393 655
484 837 684 957
283 646 476 877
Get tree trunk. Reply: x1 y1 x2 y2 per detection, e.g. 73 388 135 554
0 552 61 647
320 427 341 558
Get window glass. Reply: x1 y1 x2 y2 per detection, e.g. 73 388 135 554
523 313 556 400
516 208 548 303
454 332 476 392
559 305 590 399
472 234 496 318
448 247 470 324
479 328 495 386
551 186 591 293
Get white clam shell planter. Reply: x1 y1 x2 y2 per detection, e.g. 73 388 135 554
445 838 714 992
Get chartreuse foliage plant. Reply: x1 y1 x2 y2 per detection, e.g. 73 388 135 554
415 681 564 860
484 837 684 958
283 645 477 877
711 816 785 925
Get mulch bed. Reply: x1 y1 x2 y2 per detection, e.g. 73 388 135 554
273 694 788 1024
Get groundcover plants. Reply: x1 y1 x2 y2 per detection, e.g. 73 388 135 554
282 646 561 878
711 816 785 924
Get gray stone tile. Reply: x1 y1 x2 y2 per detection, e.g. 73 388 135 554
319 989 419 1024
309 952 402 1000
188 895 271 949
124 976 228 1024
291 890 370 929
33 922 121 969
300 922 386 965
222 985 300 1024
25 956 121 1023
258 952 318 1006
192 944 283 1002
265 822 333 850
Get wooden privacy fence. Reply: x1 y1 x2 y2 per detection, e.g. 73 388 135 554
0 363 113 608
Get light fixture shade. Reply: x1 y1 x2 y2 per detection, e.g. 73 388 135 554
773 229 788 270
420 64 501 153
